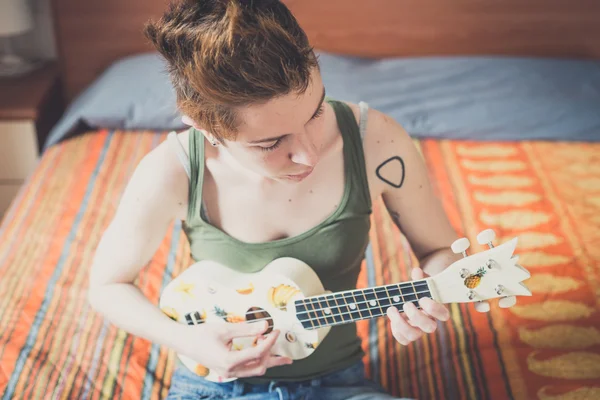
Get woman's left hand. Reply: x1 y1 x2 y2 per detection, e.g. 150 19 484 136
386 267 451 346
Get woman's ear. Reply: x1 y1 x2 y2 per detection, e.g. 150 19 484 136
181 115 196 127
182 115 220 146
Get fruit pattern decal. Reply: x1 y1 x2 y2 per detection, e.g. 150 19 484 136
214 306 246 323
236 282 254 295
164 278 314 380
161 306 179 321
305 342 318 350
268 284 300 309
231 343 244 351
464 267 487 289
174 281 196 299
195 364 209 377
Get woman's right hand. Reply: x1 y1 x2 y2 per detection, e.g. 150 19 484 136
178 320 293 379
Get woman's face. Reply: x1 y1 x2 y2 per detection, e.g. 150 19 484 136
208 69 329 183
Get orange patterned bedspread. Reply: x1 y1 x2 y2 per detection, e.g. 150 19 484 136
0 130 598 399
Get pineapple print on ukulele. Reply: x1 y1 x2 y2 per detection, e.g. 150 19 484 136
305 342 318 350
214 306 246 323
267 284 301 309
174 281 196 299
161 306 180 322
465 267 487 289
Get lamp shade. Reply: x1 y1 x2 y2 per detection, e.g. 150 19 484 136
0 0 34 37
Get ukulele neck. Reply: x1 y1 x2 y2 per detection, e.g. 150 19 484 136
294 279 432 329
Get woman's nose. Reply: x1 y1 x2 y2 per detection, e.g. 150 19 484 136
290 135 318 167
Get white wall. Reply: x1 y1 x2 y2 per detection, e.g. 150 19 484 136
11 0 57 60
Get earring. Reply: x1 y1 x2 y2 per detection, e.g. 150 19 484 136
202 130 218 146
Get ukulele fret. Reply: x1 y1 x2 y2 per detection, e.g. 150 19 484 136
333 293 354 323
374 287 392 310
385 284 404 311
325 294 345 324
312 300 328 327
317 297 336 326
352 290 372 318
295 280 432 329
400 283 418 306
363 288 385 316
307 298 326 328
342 292 362 321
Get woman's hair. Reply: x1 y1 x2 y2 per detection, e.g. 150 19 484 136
144 0 318 141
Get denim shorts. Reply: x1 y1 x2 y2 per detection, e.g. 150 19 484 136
166 360 411 399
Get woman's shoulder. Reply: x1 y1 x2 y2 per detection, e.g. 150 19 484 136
340 101 417 198
121 130 191 220
338 100 413 158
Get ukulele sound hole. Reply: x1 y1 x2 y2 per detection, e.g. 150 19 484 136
245 307 274 335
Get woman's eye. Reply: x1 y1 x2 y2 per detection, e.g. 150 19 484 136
311 104 325 120
259 139 282 152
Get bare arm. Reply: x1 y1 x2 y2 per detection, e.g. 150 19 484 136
88 142 291 377
88 146 191 353
366 109 460 276
362 108 459 346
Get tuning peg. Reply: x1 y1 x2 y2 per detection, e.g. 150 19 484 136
498 296 517 308
451 238 471 257
477 229 496 248
474 301 490 313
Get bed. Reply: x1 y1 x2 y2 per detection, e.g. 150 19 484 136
1 0 600 399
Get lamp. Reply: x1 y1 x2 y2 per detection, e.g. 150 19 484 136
0 0 35 77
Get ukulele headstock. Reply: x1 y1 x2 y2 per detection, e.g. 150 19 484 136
429 229 531 312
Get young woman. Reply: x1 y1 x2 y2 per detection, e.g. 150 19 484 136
88 1 460 398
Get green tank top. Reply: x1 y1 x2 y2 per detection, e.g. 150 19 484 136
181 99 372 382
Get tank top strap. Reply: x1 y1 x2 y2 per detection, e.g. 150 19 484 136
167 131 192 180
186 127 206 224
326 99 372 211
358 101 369 140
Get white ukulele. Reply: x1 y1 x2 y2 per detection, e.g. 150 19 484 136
159 229 531 382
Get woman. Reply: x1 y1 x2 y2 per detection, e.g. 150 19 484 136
88 0 460 398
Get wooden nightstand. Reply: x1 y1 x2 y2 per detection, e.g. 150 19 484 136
0 62 64 218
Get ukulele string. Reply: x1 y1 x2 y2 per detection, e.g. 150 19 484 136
257 284 431 315
193 287 431 326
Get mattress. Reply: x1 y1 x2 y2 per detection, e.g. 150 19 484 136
1 130 599 399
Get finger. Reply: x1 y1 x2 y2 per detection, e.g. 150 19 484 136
230 362 268 378
226 330 281 371
411 267 425 281
387 306 422 342
223 320 268 341
404 302 437 334
387 315 410 346
229 353 293 379
419 297 450 322
264 355 293 368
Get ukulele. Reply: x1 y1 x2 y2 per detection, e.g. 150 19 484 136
159 229 531 382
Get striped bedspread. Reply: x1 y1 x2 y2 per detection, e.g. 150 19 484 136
0 130 599 399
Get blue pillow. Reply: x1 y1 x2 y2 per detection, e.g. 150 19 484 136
46 51 600 149
318 52 600 142
45 53 185 148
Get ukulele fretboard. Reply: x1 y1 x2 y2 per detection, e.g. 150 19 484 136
294 280 431 329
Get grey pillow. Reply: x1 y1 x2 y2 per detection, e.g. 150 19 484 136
45 53 184 148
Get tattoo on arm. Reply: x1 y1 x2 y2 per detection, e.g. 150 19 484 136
376 156 405 188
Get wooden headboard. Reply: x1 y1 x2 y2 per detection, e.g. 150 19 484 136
51 0 600 102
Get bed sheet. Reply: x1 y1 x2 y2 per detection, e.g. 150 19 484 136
0 130 599 399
